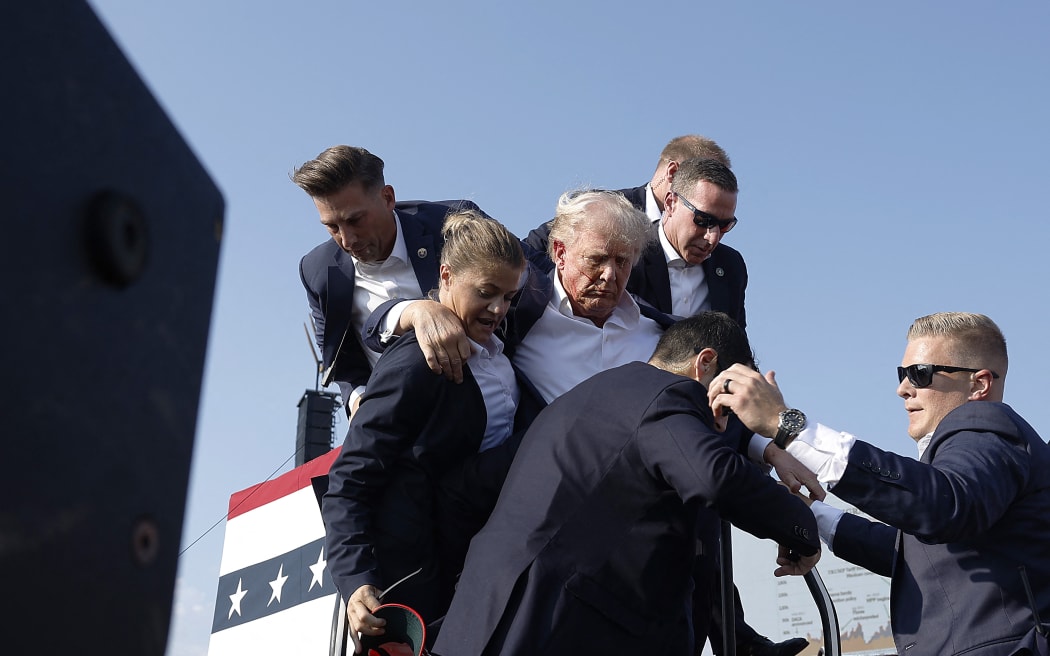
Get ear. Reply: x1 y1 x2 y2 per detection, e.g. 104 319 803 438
663 189 677 217
439 263 453 288
380 184 396 209
552 239 568 269
665 160 680 184
693 348 718 385
969 369 996 400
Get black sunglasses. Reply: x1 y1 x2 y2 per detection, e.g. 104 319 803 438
897 363 1000 389
674 193 737 233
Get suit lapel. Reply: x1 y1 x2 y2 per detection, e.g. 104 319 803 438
500 263 553 355
702 248 729 315
399 212 440 295
323 250 357 371
639 229 673 313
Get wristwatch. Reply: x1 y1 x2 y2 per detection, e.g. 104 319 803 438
773 408 807 449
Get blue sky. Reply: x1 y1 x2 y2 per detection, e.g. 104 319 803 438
86 2 1050 654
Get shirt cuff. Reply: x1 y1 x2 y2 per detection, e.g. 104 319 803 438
786 422 856 487
379 300 416 343
809 499 844 549
348 385 366 409
748 434 774 466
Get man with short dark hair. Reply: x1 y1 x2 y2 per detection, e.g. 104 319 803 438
526 136 790 656
626 134 732 224
294 145 483 415
710 312 1050 656
388 147 802 654
432 312 821 656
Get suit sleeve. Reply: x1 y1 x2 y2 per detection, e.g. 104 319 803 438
321 339 448 598
832 414 1030 543
521 237 554 274
360 298 406 354
639 382 820 556
829 512 896 577
523 219 553 257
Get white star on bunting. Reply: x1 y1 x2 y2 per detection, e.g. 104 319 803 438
308 548 327 591
268 563 289 606
228 578 248 619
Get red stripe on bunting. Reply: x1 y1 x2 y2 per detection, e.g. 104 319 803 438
226 447 341 520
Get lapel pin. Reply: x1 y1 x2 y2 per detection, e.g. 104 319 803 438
417 248 427 259
715 267 725 277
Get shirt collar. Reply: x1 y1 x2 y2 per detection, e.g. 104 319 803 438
916 432 934 458
469 334 505 359
550 269 641 327
657 219 689 268
644 184 663 223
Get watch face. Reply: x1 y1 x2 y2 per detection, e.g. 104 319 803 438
780 409 806 433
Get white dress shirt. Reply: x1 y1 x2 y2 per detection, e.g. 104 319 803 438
644 184 663 223
647 184 711 318
511 271 664 403
348 212 424 405
657 221 710 318
793 424 930 550
466 335 520 452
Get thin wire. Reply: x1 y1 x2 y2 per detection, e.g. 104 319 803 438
178 446 302 557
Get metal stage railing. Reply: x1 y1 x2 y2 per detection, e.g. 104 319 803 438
720 520 841 656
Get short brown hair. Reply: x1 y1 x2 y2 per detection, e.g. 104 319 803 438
291 145 385 197
657 135 731 170
671 158 739 195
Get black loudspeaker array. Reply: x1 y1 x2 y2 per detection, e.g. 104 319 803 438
296 390 339 466
1 2 224 653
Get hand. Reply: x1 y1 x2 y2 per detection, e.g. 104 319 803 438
400 300 472 383
767 446 826 502
346 584 385 654
712 405 730 433
709 365 789 438
778 481 817 507
774 544 820 577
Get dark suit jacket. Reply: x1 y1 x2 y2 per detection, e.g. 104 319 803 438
299 200 480 408
432 362 819 656
829 402 1050 656
523 184 748 328
321 332 544 628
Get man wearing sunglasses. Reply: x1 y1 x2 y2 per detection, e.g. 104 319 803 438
521 139 801 656
525 136 748 330
528 138 797 656
709 312 1050 656
639 156 744 324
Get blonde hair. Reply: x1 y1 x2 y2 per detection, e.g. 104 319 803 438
441 209 524 275
907 312 1008 376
